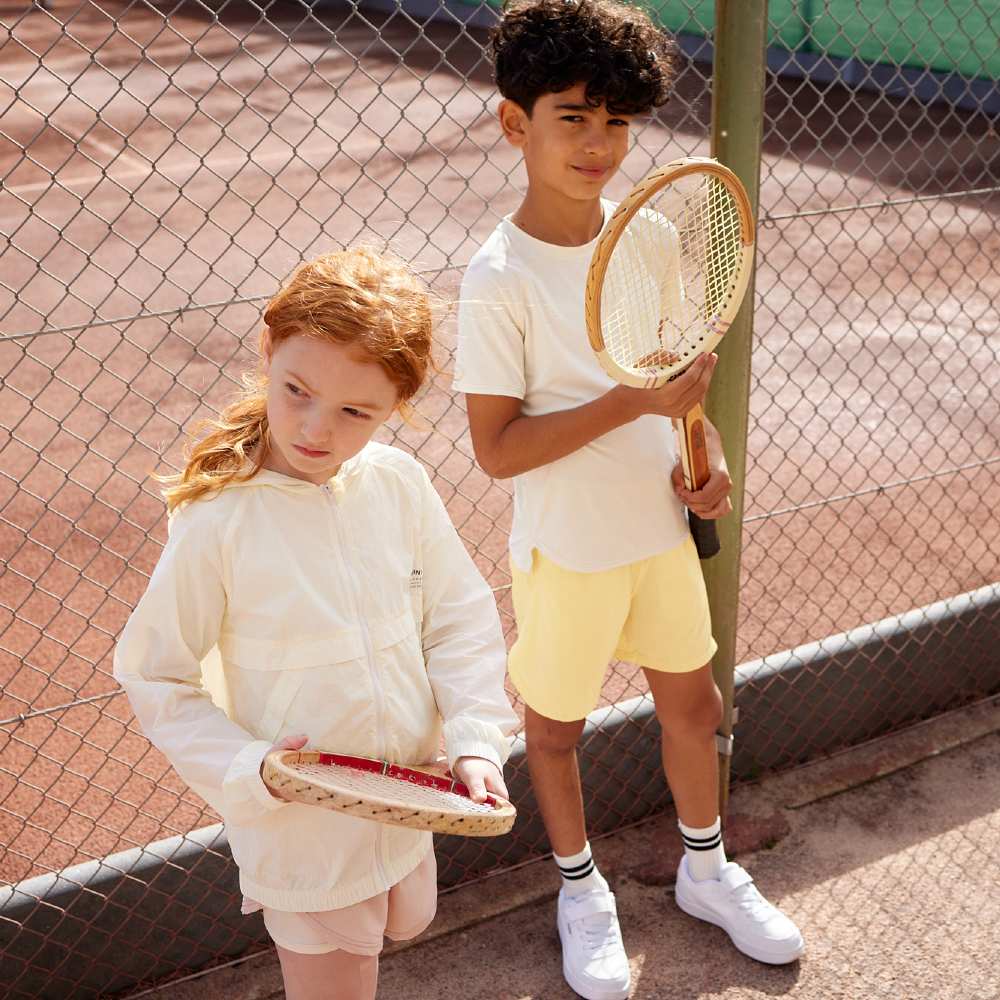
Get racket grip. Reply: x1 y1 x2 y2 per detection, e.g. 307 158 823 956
675 403 721 561
689 512 720 560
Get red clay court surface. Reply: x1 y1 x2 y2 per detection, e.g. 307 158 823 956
1 0 998 887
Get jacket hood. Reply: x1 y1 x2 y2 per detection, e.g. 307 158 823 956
208 444 372 495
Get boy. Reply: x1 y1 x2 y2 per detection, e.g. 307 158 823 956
453 1 805 997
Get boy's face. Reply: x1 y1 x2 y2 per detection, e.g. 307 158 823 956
500 82 633 200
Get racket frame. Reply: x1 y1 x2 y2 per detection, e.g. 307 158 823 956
261 749 516 837
584 156 755 560
584 156 755 389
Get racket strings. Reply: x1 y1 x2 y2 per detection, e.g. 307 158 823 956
286 761 496 813
601 174 744 376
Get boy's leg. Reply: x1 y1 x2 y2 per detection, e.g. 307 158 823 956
644 662 722 829
524 705 588 855
509 550 627 872
525 706 613 893
646 663 729 881
627 540 804 964
511 554 632 999
622 539 726 875
525 706 630 1000
648 665 804 964
275 946 378 1000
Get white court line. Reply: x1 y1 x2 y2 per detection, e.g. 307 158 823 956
3 81 494 199
2 48 355 197
78 133 150 177
1 114 483 202
1 41 410 200
2 100 157 195
3 140 342 199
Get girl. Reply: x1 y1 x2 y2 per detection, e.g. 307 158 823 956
114 247 518 1000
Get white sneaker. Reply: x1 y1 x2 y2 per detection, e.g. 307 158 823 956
557 886 631 1000
675 857 805 964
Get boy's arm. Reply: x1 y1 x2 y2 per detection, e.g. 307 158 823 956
466 353 718 479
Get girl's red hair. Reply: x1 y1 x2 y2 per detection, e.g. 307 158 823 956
162 246 433 511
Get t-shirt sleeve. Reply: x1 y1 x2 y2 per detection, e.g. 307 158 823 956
452 265 526 398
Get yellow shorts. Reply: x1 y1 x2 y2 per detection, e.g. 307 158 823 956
508 537 717 722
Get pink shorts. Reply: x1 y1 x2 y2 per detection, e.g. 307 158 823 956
248 851 438 956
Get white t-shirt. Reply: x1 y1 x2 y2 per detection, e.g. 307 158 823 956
454 201 689 574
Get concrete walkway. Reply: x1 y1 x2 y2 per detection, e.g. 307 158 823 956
152 698 1000 1000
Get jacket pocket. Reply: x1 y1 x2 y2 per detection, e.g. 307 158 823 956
366 611 418 654
219 630 368 742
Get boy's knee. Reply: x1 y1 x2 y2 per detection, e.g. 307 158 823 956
661 683 723 738
703 686 725 732
525 709 585 756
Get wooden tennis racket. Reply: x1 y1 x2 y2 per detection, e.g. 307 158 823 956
261 750 516 837
585 156 755 559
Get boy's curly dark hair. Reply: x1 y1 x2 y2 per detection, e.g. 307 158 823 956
487 0 676 116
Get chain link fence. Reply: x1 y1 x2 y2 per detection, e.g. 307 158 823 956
1 0 997 996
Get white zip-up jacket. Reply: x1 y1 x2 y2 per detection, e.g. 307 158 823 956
113 442 518 912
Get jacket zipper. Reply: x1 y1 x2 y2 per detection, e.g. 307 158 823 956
322 482 390 886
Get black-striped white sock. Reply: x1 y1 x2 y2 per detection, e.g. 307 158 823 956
554 842 608 897
679 817 726 882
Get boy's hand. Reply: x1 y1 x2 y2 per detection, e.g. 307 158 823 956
453 756 508 804
616 353 717 420
671 417 732 519
261 733 308 799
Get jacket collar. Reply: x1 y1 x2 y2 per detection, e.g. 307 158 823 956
226 444 370 493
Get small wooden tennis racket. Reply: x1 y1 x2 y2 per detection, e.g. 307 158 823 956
261 750 516 837
585 156 756 559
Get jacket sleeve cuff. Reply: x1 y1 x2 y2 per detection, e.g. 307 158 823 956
443 718 511 773
222 739 289 823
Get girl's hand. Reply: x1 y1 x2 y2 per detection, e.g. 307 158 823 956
453 756 508 804
260 733 308 799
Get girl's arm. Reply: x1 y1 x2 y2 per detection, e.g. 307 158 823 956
113 503 288 825
415 467 519 772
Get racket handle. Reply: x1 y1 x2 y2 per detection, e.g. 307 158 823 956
688 511 720 560
675 403 721 560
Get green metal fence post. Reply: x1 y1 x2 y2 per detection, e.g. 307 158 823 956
705 0 769 819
